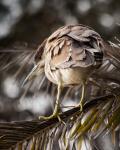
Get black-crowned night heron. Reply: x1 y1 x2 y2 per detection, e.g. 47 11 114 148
23 24 104 120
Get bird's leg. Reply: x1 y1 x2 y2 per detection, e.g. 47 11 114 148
52 82 62 117
79 83 85 111
39 81 62 120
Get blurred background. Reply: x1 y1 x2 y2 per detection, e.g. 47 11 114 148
0 0 120 122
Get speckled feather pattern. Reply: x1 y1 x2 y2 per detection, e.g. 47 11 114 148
34 24 104 86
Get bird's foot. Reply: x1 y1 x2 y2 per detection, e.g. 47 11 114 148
39 111 59 120
39 111 66 125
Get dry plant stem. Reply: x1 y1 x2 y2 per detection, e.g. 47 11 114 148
38 93 114 126
1 93 116 130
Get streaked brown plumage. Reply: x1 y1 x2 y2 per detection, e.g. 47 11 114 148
24 24 104 120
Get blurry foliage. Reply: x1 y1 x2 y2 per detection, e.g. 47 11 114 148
0 0 120 150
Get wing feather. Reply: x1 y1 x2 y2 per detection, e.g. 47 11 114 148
46 25 103 69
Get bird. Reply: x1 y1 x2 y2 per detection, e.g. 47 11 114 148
23 24 104 120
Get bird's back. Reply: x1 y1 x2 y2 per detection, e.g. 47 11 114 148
45 25 103 69
43 25 104 85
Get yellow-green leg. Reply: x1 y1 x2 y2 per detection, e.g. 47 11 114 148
39 82 62 120
79 83 85 111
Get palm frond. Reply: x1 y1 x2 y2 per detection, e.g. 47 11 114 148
0 89 120 150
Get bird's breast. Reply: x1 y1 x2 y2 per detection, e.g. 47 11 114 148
45 64 93 86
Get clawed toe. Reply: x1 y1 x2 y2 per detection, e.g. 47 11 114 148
39 114 58 121
39 113 66 125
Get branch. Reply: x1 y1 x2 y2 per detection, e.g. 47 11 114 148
0 88 119 149
0 93 117 130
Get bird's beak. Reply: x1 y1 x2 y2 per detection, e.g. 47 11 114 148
22 65 38 86
22 61 44 86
